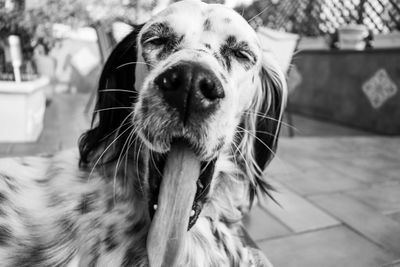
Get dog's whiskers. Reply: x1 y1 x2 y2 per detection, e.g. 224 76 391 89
123 127 139 188
237 128 276 138
231 140 255 184
112 121 139 202
247 4 270 22
116 61 155 69
229 146 241 183
136 139 145 194
99 89 136 94
88 110 135 181
93 107 133 113
99 120 131 143
87 124 134 182
237 125 277 158
237 125 290 172
241 110 299 132
150 150 163 178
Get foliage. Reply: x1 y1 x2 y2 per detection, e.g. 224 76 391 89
0 0 93 62
0 9 35 61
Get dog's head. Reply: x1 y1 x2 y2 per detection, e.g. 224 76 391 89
79 0 286 264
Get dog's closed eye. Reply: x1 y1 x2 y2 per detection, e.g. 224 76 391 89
233 49 256 63
144 36 169 46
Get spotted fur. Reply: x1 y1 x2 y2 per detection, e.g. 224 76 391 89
0 1 286 266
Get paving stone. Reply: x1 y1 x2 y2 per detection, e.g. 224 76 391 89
347 183 400 214
278 168 367 196
259 226 397 267
284 156 327 172
243 205 291 241
382 260 400 267
345 154 400 170
388 212 400 224
264 181 340 233
310 194 400 254
380 168 400 182
326 158 394 184
266 158 301 180
0 143 12 157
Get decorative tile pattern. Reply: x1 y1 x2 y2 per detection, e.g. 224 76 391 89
362 69 398 109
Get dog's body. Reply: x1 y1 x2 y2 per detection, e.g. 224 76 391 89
0 1 286 266
0 150 263 267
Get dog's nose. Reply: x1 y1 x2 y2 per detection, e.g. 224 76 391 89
155 62 224 122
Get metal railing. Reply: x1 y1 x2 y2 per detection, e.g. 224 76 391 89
240 0 400 36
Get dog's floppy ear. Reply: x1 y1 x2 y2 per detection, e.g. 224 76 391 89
79 24 144 167
240 56 287 201
254 58 287 174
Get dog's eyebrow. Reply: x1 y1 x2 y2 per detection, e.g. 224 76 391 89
220 35 257 70
141 22 175 42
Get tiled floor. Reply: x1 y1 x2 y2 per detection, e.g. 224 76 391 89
246 137 400 267
1 93 399 267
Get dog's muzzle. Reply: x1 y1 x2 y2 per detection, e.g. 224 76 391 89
155 61 225 123
146 62 223 266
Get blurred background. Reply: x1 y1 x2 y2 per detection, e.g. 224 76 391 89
0 0 399 266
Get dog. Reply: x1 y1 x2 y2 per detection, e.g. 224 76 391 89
0 1 286 266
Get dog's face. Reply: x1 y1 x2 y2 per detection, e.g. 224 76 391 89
79 0 286 265
133 0 263 160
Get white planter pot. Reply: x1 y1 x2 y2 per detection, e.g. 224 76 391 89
0 77 49 142
338 24 368 50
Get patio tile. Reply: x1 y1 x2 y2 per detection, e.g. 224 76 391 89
326 158 394 184
264 181 340 233
243 205 291 241
388 212 400 224
277 168 367 196
382 262 400 267
259 226 397 267
0 143 12 157
344 153 400 170
266 158 301 180
346 183 400 214
284 156 326 172
310 194 400 254
381 168 400 182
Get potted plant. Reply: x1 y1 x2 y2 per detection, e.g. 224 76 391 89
0 0 53 142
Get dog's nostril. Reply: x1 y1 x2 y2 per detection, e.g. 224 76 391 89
160 71 180 91
161 77 173 91
157 68 183 92
198 77 225 101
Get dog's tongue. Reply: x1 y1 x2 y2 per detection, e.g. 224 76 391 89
147 141 200 267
